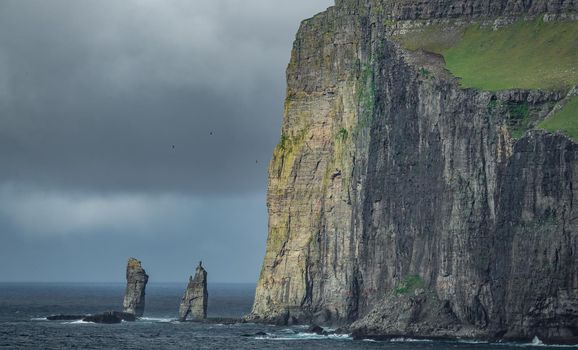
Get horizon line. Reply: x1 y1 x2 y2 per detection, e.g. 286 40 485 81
0 281 257 285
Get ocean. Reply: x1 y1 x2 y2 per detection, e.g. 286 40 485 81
0 283 572 349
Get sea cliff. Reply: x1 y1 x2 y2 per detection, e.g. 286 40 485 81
249 0 578 343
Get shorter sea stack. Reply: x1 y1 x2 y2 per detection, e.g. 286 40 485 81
122 257 149 317
83 311 136 324
178 261 208 321
47 312 136 324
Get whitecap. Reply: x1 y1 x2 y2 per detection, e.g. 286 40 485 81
390 337 433 342
65 320 92 324
457 339 490 344
139 317 173 323
255 332 352 341
531 336 545 346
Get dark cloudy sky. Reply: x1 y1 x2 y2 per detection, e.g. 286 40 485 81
0 0 332 283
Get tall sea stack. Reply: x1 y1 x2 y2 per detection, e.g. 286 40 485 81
179 261 208 321
122 257 149 317
249 0 578 343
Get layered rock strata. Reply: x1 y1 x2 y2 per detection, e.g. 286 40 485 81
122 258 149 317
249 0 578 343
179 262 208 321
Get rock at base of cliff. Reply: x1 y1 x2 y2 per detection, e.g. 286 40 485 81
178 261 208 321
47 311 136 324
47 315 85 321
83 311 136 324
122 257 149 317
306 324 327 335
349 290 487 341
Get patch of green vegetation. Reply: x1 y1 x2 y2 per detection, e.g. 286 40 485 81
272 127 309 181
486 98 500 113
509 103 530 120
394 275 424 295
383 19 396 27
398 19 578 91
538 95 578 140
355 63 376 132
486 99 533 139
419 67 431 77
279 133 289 150
337 128 348 141
507 102 531 139
444 20 578 90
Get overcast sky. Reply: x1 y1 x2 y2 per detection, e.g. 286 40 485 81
0 0 333 283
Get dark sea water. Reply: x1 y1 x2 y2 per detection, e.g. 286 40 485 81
0 283 574 350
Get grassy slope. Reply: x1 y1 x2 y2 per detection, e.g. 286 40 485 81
444 20 578 90
397 19 578 139
539 96 578 140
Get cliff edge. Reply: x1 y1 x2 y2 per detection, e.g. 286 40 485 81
249 0 578 343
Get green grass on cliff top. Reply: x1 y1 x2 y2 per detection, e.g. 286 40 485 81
538 96 578 140
398 19 578 140
400 19 578 91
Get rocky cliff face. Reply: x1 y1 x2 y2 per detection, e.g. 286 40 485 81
122 258 149 317
250 0 578 343
179 262 208 321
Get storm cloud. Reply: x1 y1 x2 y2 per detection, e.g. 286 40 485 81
0 0 333 282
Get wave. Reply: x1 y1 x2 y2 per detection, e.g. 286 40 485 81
457 339 491 344
139 317 174 323
531 336 545 346
65 320 92 324
255 332 352 341
488 337 578 348
390 337 434 342
31 317 47 321
519 337 578 348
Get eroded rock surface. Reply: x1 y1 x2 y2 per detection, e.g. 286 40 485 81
249 0 578 343
122 258 149 317
179 262 208 321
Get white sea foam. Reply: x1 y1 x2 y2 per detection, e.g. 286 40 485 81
523 336 578 348
255 332 352 341
390 337 434 342
457 339 491 344
66 320 92 324
470 337 578 348
31 317 47 321
530 336 545 346
139 317 173 323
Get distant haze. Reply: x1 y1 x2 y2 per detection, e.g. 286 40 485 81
0 0 333 283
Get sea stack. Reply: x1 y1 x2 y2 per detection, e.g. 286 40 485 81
178 261 208 321
122 257 149 317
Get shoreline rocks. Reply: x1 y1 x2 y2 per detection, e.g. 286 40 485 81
46 315 85 321
83 311 136 324
46 311 136 324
